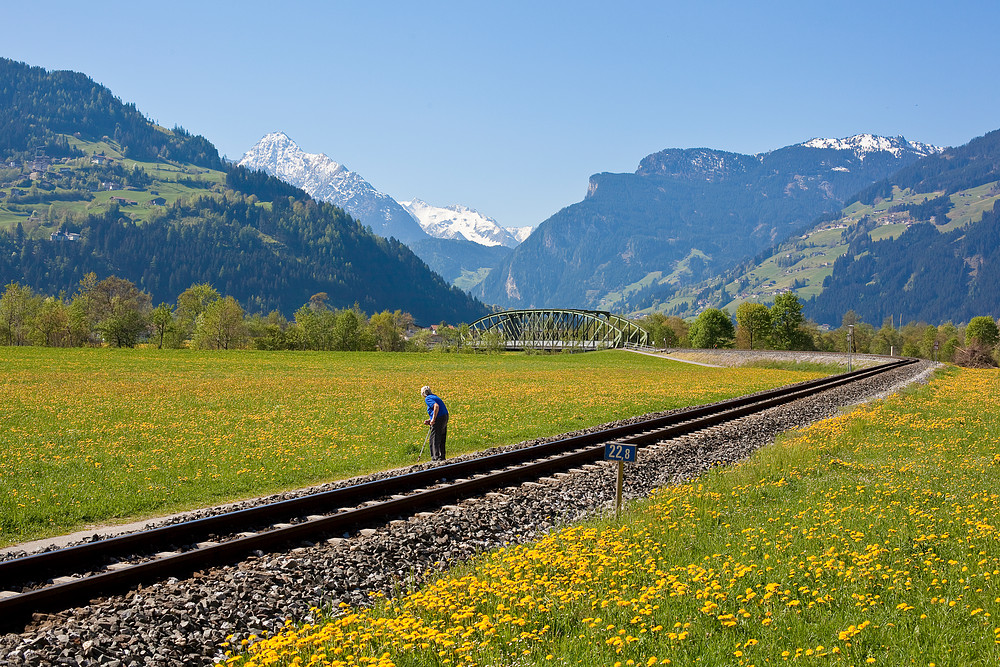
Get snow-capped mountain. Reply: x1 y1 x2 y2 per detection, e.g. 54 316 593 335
478 132 945 309
238 132 426 243
400 199 521 248
801 134 944 161
506 226 534 244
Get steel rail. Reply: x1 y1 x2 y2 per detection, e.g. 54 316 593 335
0 357 909 584
0 358 914 632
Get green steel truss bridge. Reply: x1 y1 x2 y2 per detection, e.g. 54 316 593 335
465 309 651 351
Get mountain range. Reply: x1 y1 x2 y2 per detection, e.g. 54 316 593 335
399 198 521 248
805 129 1000 326
474 135 944 311
238 133 529 286
238 132 427 243
4 56 999 331
638 129 1000 327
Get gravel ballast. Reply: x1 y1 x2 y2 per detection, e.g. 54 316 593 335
0 360 936 666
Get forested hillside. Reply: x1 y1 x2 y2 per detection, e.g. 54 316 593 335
408 236 512 288
648 129 1000 326
0 58 487 324
0 181 486 321
807 129 1000 326
807 200 1000 325
0 58 221 168
848 129 1000 206
476 137 938 310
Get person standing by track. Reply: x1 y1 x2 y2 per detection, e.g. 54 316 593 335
420 385 449 461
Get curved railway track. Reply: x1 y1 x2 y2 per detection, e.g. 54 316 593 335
0 358 915 633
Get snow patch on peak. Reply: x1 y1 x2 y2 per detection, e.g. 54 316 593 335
239 132 346 183
238 132 426 243
400 199 520 248
801 134 945 160
506 226 534 244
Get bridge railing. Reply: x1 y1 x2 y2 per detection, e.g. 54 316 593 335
464 309 650 351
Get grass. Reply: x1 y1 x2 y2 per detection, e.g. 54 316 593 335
226 366 1000 667
0 135 227 233
453 267 492 291
0 347 821 547
868 223 907 242
941 181 1000 232
657 182 999 319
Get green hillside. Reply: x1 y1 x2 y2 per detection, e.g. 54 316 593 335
0 135 227 236
0 58 488 324
645 128 1000 326
476 138 938 312
722 182 998 310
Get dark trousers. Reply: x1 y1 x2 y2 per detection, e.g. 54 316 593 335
429 414 448 461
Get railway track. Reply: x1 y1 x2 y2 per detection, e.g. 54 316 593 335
0 357 915 633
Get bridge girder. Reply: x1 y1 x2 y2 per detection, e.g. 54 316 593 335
465 309 650 351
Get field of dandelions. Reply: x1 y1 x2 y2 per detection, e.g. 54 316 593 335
224 367 1000 667
0 347 813 546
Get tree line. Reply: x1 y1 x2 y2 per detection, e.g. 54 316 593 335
0 275 454 352
0 187 488 325
0 57 223 169
5 273 997 364
636 292 999 364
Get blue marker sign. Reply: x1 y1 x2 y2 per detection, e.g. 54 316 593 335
604 442 637 463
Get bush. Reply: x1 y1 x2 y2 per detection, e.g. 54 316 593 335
952 344 997 368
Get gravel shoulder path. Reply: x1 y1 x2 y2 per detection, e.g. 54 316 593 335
659 348 891 368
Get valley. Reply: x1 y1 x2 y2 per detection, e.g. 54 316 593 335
2 36 1000 667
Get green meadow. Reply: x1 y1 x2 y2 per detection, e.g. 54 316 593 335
0 348 819 547
229 366 1000 667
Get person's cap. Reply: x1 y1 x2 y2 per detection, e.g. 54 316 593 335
420 385 431 396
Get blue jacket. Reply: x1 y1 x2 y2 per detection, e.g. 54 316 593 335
425 393 448 419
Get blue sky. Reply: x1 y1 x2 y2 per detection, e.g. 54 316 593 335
5 1 999 229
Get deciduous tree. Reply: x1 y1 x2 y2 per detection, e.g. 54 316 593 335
637 312 680 348
31 296 72 346
370 310 404 351
769 293 810 350
0 282 40 345
965 316 999 348
332 308 368 351
735 302 771 350
176 283 221 337
150 303 176 349
689 308 734 349
294 303 337 350
193 296 247 350
86 276 152 348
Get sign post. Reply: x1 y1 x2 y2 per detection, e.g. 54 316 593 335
604 442 638 518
